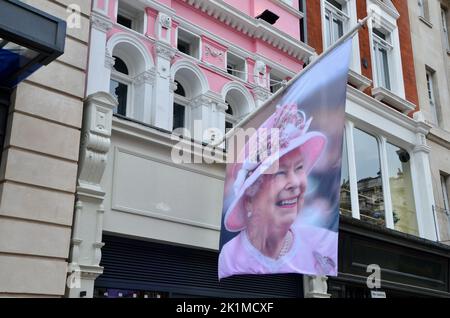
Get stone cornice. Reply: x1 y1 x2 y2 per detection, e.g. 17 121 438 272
269 0 304 19
180 0 314 61
369 0 400 20
134 69 156 85
347 86 429 135
252 86 272 101
154 41 177 60
427 128 450 150
372 87 416 114
112 116 227 167
91 12 113 33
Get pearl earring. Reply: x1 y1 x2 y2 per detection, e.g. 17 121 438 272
247 211 253 218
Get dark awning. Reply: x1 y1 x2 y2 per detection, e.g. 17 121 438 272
0 0 66 87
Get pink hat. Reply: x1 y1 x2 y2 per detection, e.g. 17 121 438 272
224 104 327 232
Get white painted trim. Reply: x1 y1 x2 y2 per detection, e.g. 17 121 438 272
170 59 210 95
344 120 361 220
93 0 109 15
221 81 256 115
367 1 405 98
114 0 119 19
107 32 154 68
269 0 304 18
379 136 395 229
320 0 361 73
372 87 415 114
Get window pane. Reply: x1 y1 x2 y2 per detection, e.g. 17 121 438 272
441 175 450 213
386 143 418 236
117 15 132 29
327 0 343 10
177 38 191 56
173 103 185 130
113 56 129 75
380 48 391 90
325 12 331 48
353 128 385 227
110 79 127 116
332 17 344 42
340 133 351 217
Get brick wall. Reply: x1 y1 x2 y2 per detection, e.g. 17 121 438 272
356 0 373 95
306 0 323 54
392 0 419 111
307 0 419 111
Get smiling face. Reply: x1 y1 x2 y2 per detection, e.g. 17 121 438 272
245 147 307 237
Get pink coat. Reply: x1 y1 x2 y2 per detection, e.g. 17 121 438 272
218 223 338 279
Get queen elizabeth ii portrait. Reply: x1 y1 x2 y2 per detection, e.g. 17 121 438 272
218 104 338 279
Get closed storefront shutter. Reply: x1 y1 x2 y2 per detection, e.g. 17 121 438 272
95 235 303 298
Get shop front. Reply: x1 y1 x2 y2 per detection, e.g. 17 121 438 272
329 216 450 298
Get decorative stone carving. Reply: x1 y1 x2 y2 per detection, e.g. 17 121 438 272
66 92 117 298
303 275 331 298
134 69 156 85
156 12 173 43
205 45 224 60
190 95 212 109
105 50 115 70
170 80 178 92
155 41 177 61
252 86 271 103
91 12 113 33
160 13 172 29
253 60 268 87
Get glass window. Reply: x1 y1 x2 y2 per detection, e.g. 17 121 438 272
418 0 430 21
324 0 348 48
386 143 418 236
177 29 200 59
117 15 132 29
225 102 234 130
269 72 285 94
172 103 185 131
441 174 450 215
110 56 130 116
426 69 438 125
340 133 352 217
299 0 306 42
442 7 449 51
110 80 128 116
353 128 385 227
173 81 187 131
226 52 246 80
372 28 392 90
117 1 144 33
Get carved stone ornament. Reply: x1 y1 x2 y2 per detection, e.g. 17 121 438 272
254 60 268 87
91 13 113 33
155 42 176 60
134 69 156 85
253 86 271 101
105 50 115 70
205 45 224 60
160 13 172 29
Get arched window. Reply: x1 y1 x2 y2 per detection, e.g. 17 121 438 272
173 80 187 131
225 99 236 132
110 56 131 116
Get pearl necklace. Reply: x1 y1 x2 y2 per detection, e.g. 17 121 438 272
277 230 293 259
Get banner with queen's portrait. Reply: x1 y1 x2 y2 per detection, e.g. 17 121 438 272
218 39 353 279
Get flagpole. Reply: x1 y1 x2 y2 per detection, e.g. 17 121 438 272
210 13 373 148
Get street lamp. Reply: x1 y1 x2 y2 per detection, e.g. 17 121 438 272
0 0 66 88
